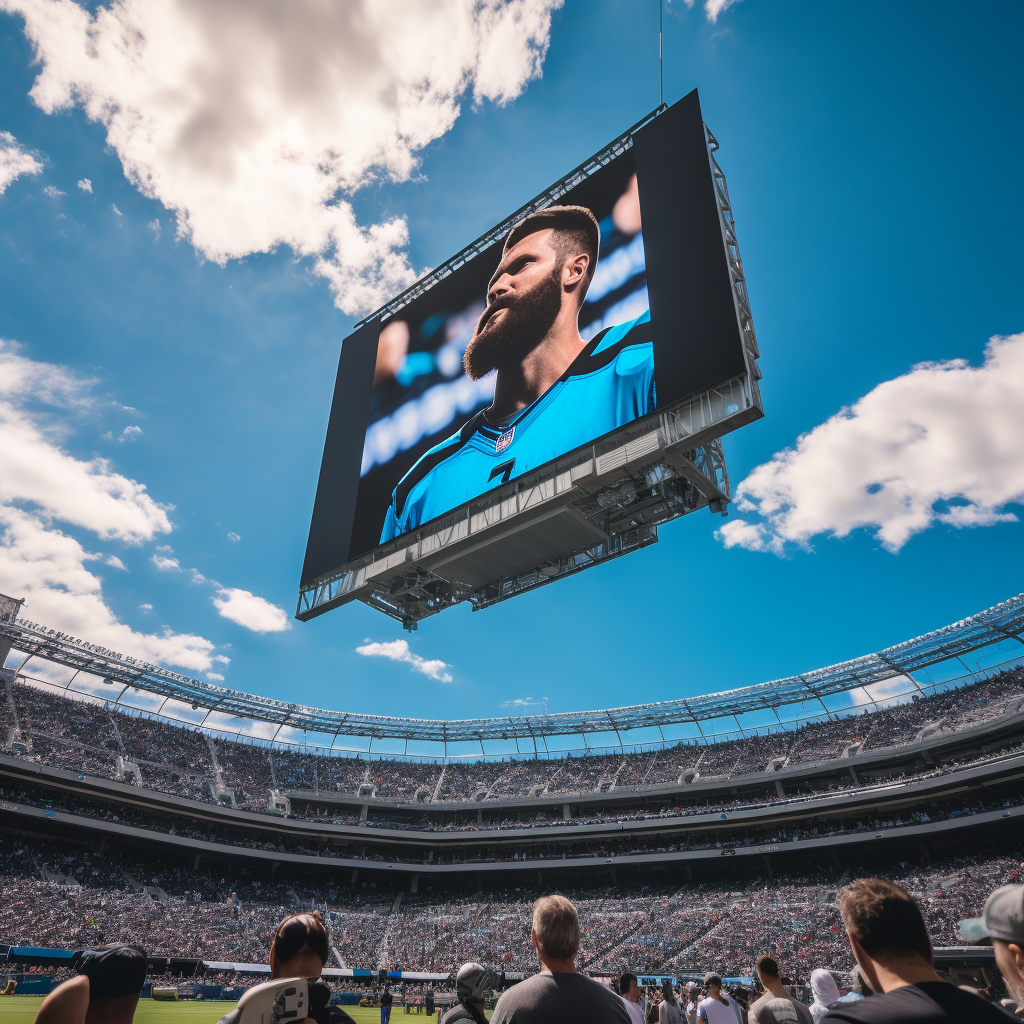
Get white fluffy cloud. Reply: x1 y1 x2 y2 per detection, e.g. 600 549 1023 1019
212 586 290 634
719 331 1024 555
0 339 218 670
5 0 562 313
0 342 171 542
683 0 744 22
356 639 453 683
76 177 91 192
0 130 42 194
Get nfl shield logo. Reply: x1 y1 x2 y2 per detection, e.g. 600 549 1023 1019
496 426 515 454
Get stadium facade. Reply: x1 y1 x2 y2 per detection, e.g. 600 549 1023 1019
0 592 1021 882
1 592 1023 981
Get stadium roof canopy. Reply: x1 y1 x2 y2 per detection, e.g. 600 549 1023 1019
2 592 1022 747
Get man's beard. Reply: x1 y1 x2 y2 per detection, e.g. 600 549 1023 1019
463 269 563 381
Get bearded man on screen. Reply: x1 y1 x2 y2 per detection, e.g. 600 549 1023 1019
379 205 655 542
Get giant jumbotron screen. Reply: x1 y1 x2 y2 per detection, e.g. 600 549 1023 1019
300 89 758 614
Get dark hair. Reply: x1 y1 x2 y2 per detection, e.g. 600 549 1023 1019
273 911 329 967
619 971 638 994
74 943 147 999
502 206 600 303
756 955 780 978
838 878 932 961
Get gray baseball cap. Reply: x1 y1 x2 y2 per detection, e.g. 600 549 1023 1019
958 884 1024 944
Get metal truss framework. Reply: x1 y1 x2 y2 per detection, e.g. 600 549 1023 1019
2 592 1022 746
297 117 761 629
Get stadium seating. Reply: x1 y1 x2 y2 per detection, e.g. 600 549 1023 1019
2 666 1022 825
0 832 1019 977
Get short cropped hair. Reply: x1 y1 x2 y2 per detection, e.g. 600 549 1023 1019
756 954 780 978
838 878 931 961
502 205 600 303
532 894 580 961
619 971 638 994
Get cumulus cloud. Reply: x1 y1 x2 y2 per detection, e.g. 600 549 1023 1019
42 183 65 198
148 218 160 239
151 554 180 571
104 554 127 570
682 0 743 21
703 0 743 21
356 639 453 683
77 177 91 192
5 0 562 313
0 130 42 194
226 531 240 543
0 339 219 671
718 332 1024 555
0 343 171 542
212 586 290 633
139 602 153 612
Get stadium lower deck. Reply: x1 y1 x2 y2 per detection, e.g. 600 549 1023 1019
1 832 1021 977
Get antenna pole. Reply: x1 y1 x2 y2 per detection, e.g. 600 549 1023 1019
659 0 664 108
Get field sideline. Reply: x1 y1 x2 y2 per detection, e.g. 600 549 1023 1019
0 997 435 1024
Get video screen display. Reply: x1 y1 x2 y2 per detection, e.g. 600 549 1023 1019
302 90 748 587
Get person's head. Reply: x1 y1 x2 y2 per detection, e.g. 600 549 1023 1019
755 954 780 989
810 969 841 1007
688 984 700 1004
270 911 329 980
75 943 147 1024
618 971 638 1000
455 963 493 1008
661 979 675 1003
959 883 1024 1008
704 973 723 999
463 205 600 380
531 894 579 969
837 878 932 990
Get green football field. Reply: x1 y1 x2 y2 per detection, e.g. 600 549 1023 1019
0 997 445 1024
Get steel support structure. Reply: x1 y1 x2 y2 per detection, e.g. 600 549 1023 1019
2 592 1022 747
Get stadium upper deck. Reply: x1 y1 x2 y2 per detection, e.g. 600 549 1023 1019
1 591 1022 755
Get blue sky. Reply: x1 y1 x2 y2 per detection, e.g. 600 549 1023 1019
0 0 1021 747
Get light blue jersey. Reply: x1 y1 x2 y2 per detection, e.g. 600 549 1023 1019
380 311 655 543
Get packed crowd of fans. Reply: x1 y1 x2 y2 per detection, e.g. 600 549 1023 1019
1 832 1020 980
2 766 1022 868
3 666 1022 827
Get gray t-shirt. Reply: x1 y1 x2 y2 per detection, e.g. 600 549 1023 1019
491 971 631 1024
748 992 814 1024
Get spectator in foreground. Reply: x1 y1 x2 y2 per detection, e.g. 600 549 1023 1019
822 877 1015 1022
619 971 646 1024
697 974 742 1024
218 911 355 1024
35 943 147 1024
489 894 630 1024
684 984 701 1024
808 970 842 1023
748 956 812 1024
440 963 493 1024
959 882 1024 1017
647 985 663 1024
660 980 682 1024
